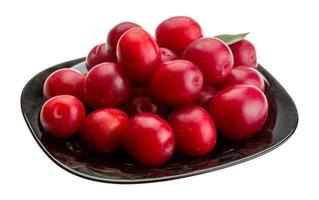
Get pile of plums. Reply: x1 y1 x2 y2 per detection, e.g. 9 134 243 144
40 16 268 166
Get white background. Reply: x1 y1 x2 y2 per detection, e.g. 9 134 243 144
0 0 318 199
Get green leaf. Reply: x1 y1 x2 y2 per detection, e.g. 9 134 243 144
214 32 249 45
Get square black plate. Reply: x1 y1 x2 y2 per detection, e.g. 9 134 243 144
21 58 298 183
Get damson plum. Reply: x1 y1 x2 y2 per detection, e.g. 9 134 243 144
150 60 203 106
209 85 268 141
123 88 168 117
84 62 131 108
80 108 128 154
229 39 257 68
43 68 85 100
86 43 114 71
40 95 86 138
168 105 217 157
117 27 161 82
122 113 175 166
156 16 203 55
182 37 234 84
106 22 140 61
159 47 178 63
218 66 265 91
196 85 218 110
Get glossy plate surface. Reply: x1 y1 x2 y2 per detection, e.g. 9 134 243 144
21 58 298 183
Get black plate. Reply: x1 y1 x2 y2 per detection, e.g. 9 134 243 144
21 58 298 183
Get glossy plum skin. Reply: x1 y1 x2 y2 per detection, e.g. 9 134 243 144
86 43 114 71
40 95 86 138
150 60 203 106
156 16 203 56
160 47 178 63
117 27 161 82
182 37 234 84
43 68 85 100
196 85 218 110
229 39 257 68
123 88 168 117
168 105 217 157
209 85 268 141
80 108 128 154
84 62 131 109
218 66 265 91
122 113 175 166
106 22 140 61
